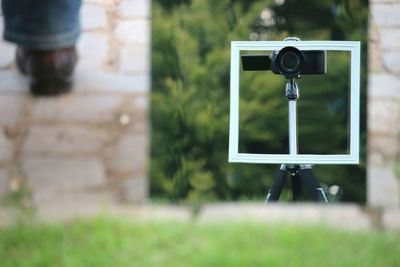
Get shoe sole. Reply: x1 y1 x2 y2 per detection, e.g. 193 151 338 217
30 78 73 96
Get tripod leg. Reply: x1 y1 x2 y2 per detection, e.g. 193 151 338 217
291 173 303 201
265 165 288 203
298 167 328 203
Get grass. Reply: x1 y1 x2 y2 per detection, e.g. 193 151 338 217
0 217 399 267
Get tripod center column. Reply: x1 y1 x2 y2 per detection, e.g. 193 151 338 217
288 100 298 155
286 80 299 156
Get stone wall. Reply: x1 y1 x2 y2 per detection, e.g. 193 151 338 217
0 0 151 215
368 0 400 208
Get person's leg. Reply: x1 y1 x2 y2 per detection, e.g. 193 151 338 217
2 0 81 50
1 0 82 96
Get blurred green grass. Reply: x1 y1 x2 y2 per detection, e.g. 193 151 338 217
0 217 399 267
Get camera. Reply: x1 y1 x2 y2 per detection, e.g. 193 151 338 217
241 46 327 79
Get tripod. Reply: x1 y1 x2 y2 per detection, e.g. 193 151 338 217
265 79 328 203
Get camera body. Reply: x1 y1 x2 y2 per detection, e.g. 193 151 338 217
270 47 326 78
241 46 327 79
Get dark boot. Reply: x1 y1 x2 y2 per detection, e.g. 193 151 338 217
16 47 78 96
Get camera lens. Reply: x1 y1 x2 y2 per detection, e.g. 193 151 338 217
280 52 300 72
275 46 304 78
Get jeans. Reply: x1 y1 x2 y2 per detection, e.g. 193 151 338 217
1 0 82 50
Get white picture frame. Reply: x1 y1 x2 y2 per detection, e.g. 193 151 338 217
229 40 361 164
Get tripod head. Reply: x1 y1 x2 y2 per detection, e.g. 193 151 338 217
285 79 299 101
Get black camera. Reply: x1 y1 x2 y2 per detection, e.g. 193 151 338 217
241 46 327 79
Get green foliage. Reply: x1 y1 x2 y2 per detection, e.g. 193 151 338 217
151 0 368 203
1 217 399 267
151 0 270 202
1 182 35 225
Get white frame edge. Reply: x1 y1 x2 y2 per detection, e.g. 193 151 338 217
229 41 361 165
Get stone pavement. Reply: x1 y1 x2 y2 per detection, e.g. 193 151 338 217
0 0 151 215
